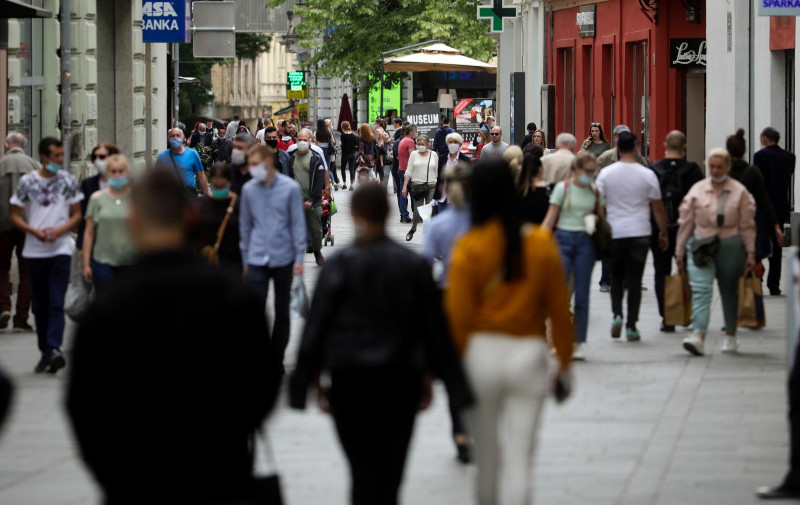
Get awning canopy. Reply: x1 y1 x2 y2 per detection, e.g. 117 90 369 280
383 43 496 74
0 0 52 18
275 103 295 115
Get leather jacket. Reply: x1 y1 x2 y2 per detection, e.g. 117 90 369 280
289 236 473 410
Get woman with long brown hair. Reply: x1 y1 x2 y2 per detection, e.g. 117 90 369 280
358 123 378 180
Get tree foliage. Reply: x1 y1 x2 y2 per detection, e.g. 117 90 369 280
267 0 496 97
178 33 273 117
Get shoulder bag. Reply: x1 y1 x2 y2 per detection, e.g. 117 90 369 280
591 185 613 261
201 194 237 266
169 151 198 197
409 154 433 200
690 189 730 267
358 139 375 169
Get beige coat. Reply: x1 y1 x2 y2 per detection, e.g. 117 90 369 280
0 148 39 233
541 149 575 184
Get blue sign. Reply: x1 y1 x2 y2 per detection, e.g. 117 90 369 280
142 1 189 43
759 0 800 16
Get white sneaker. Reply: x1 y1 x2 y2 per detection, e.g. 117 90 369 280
682 334 705 356
721 336 740 354
572 343 586 361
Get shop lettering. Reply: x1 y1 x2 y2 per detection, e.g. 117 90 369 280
408 114 439 125
762 0 800 7
576 11 594 26
672 41 706 67
142 18 180 30
142 2 178 17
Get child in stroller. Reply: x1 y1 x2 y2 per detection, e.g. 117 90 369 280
320 191 336 247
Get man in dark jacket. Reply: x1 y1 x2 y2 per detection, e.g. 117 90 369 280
263 127 291 176
209 132 233 164
755 126 796 295
649 131 704 332
520 122 538 148
432 116 455 157
189 122 214 148
290 183 472 505
288 128 327 266
66 170 281 505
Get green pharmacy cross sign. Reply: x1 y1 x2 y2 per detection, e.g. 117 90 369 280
477 0 518 33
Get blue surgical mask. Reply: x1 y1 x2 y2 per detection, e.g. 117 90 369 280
46 162 61 174
711 174 728 184
211 186 231 199
169 138 183 150
577 174 594 185
108 176 129 189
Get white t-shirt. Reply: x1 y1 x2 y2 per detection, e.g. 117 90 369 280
10 170 83 258
596 161 661 239
255 128 266 145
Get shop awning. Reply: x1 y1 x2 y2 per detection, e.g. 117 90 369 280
0 0 52 18
275 103 295 115
383 43 496 74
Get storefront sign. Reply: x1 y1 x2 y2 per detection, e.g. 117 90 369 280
670 38 707 69
405 102 441 139
454 98 494 146
477 0 518 33
759 1 800 16
297 103 309 122
577 5 596 38
286 71 308 99
142 1 189 43
368 80 402 122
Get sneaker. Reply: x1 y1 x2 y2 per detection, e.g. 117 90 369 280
341 184 347 190
683 334 705 356
349 186 354 191
314 250 325 267
599 283 610 293
721 336 740 354
660 321 676 333
45 350 66 374
334 183 340 191
572 343 586 361
626 328 641 342
0 310 9 329
13 323 33 333
611 316 623 339
756 485 800 499
34 354 48 374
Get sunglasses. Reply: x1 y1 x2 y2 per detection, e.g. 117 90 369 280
491 133 501 136
590 122 601 127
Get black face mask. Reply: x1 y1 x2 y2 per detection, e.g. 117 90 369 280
265 139 279 148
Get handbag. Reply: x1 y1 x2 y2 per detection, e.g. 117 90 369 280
664 270 692 326
252 430 284 505
358 139 375 169
200 194 237 266
737 270 766 328
409 153 433 200
690 189 729 267
591 185 613 261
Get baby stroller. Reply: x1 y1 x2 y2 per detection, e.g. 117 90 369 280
321 192 337 247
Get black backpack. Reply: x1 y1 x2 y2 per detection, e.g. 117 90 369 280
651 159 698 225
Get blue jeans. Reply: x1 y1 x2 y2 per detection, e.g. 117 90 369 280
27 255 71 354
90 259 128 290
555 229 596 343
394 169 409 219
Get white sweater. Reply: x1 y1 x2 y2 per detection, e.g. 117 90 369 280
405 151 439 185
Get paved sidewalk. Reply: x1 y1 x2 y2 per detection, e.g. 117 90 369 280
0 185 794 505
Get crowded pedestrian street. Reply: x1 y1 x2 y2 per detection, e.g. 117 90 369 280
0 184 792 505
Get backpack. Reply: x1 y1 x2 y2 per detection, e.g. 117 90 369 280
651 159 697 226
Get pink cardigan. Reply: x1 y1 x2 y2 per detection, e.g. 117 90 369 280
676 177 756 258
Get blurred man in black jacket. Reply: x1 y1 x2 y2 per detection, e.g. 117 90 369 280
66 170 281 505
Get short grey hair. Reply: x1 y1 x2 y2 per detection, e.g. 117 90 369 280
613 124 631 136
234 133 255 147
298 128 313 138
5 132 25 148
445 132 464 145
556 133 576 149
416 134 430 146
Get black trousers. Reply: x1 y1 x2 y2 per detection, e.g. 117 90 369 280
611 236 650 325
768 225 784 293
342 154 358 185
330 367 421 505
784 344 800 489
650 227 678 320
245 263 293 364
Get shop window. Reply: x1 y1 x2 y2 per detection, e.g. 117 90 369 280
557 47 575 135
602 44 614 133
582 45 593 134
628 41 649 160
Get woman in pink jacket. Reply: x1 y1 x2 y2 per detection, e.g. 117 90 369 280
675 148 756 357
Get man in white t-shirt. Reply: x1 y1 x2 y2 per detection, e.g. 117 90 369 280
596 132 668 342
9 137 83 374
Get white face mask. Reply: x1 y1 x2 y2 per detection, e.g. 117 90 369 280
249 164 268 182
417 145 428 153
94 159 108 174
448 143 460 154
296 141 310 153
282 135 292 142
231 150 246 166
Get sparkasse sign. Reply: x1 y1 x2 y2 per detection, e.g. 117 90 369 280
758 0 800 16
142 1 190 43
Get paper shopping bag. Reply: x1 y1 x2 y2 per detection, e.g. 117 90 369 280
664 272 691 327
738 272 766 328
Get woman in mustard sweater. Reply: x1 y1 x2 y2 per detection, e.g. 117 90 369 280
445 158 574 505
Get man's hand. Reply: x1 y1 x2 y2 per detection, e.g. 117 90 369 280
401 187 408 199
293 262 303 276
658 233 669 251
303 201 312 211
675 255 685 272
775 225 785 248
31 228 48 242
43 227 65 242
745 253 757 272
82 264 93 284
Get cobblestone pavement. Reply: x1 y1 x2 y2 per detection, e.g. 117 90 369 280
0 183 793 505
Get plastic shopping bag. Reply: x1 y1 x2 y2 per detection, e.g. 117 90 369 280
64 250 93 320
416 203 435 224
289 275 309 320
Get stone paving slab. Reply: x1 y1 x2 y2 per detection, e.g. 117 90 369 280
0 185 794 505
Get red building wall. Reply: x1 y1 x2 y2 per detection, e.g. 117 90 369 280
547 0 706 161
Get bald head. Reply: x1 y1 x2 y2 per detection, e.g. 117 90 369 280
665 130 686 151
5 133 26 150
168 128 184 140
490 126 503 144
297 128 312 142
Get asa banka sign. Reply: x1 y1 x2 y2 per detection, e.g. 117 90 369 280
670 39 706 70
142 1 190 43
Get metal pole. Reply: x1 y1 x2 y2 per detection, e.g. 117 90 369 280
173 42 179 127
60 0 71 170
145 43 152 170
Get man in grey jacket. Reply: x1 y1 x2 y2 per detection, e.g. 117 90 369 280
0 133 36 331
597 125 649 169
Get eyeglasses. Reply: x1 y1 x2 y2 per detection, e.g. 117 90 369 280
491 133 501 136
95 155 107 160
590 122 601 127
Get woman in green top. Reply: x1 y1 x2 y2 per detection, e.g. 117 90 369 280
579 122 611 158
82 154 136 288
542 152 604 361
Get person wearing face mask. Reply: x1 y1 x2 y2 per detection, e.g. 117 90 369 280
77 143 121 256
240 144 307 369
596 132 669 342
198 162 241 273
229 133 255 195
288 129 327 266
189 123 213 149
262 127 291 176
154 128 209 197
402 134 439 242
434 132 470 213
10 137 83 374
278 121 295 151
210 129 233 165
676 148 756 357
0 133 38 332
81 154 136 289
542 152 605 360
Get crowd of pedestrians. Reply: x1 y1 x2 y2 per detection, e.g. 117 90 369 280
0 107 797 505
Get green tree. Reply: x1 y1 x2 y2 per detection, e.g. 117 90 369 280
267 0 496 96
178 33 273 118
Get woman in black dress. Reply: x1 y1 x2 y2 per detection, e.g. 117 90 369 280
198 163 242 273
518 144 550 224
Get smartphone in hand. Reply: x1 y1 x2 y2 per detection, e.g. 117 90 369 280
553 372 571 404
